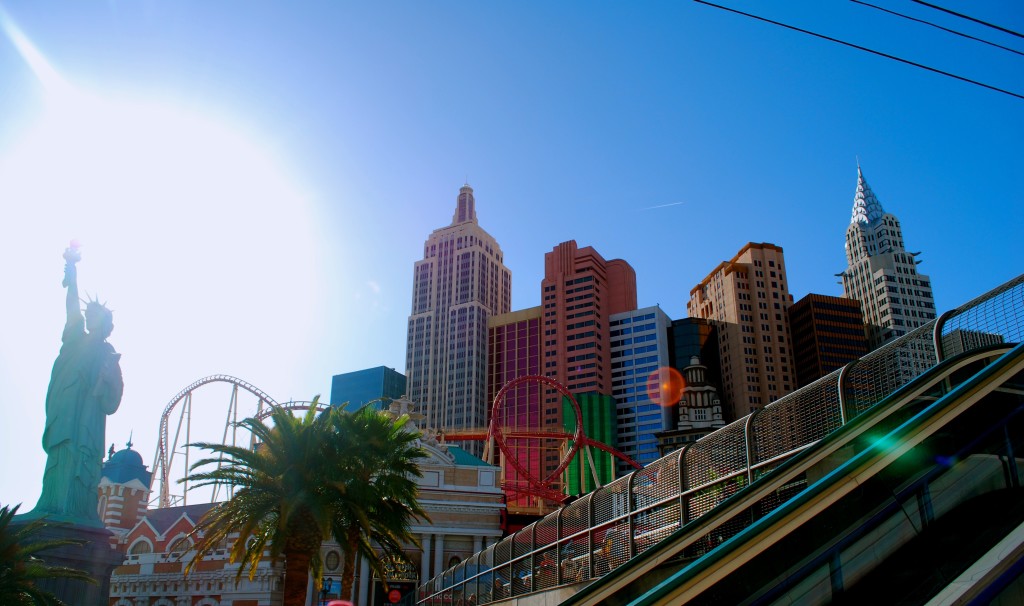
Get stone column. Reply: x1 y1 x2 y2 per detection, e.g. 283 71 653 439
473 535 482 554
433 534 445 578
421 533 432 581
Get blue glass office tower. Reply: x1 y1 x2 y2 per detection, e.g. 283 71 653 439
330 366 406 410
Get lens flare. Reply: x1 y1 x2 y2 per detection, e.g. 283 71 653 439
646 366 685 408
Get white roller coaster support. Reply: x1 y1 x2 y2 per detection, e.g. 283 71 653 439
184 396 191 506
155 375 281 509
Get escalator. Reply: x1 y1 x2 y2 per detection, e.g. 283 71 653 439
626 341 1024 606
833 488 1024 604
563 344 1017 606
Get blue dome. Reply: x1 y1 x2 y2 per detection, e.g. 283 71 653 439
109 448 144 467
102 445 153 488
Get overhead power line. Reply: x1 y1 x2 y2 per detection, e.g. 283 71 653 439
693 0 1024 102
910 0 1024 40
851 0 1024 57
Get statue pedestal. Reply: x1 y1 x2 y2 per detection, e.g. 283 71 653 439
12 520 123 606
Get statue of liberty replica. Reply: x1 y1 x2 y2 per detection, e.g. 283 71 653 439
31 242 123 523
18 242 126 605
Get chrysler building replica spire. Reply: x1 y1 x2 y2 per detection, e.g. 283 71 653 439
405 185 511 455
841 166 936 349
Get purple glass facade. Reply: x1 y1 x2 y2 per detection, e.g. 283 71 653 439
488 307 554 514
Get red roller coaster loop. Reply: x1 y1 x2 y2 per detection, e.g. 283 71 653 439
487 375 641 503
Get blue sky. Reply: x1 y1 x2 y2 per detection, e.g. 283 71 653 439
0 1 1020 508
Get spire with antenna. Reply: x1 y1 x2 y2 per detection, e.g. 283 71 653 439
452 183 478 225
850 164 885 225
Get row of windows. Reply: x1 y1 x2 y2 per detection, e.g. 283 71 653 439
611 355 659 369
610 312 657 326
610 322 657 337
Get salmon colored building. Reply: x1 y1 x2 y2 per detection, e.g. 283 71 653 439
540 241 637 482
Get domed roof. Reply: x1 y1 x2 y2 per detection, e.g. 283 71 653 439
109 447 144 467
102 440 153 488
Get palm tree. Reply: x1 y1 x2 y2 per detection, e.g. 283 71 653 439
329 403 429 599
183 397 428 606
0 503 96 606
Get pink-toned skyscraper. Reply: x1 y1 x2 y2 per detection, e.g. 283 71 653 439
541 241 637 398
405 185 511 455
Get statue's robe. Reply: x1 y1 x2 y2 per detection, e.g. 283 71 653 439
35 313 123 522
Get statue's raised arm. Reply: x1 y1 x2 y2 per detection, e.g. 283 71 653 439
62 242 83 331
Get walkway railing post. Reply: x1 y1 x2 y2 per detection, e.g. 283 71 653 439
556 506 564 586
678 444 691 528
933 308 956 364
837 359 858 426
587 493 596 580
744 412 758 485
627 469 637 562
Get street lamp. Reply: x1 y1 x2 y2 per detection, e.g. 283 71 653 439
320 576 333 605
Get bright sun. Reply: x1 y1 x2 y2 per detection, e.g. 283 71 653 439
0 10 325 497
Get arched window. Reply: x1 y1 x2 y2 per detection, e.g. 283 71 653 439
168 535 194 557
128 539 153 556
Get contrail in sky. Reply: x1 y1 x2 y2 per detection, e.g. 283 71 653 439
642 201 684 210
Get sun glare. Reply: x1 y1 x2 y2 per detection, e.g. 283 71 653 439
0 15 324 443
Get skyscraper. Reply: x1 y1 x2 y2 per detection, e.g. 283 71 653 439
405 185 511 453
788 294 868 387
687 242 796 420
840 167 936 349
541 240 636 483
609 306 673 473
541 241 637 404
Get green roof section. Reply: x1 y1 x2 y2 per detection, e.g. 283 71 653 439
447 445 495 467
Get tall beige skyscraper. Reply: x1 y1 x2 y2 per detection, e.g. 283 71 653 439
841 167 936 349
405 185 511 452
687 242 796 421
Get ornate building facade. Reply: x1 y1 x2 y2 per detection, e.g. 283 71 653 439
655 355 726 456
105 399 504 606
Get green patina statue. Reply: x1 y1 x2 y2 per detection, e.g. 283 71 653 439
30 243 123 525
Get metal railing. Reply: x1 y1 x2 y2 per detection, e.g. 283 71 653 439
416 274 1024 605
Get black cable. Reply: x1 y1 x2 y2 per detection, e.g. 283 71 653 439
910 0 1024 40
693 0 1024 101
851 0 1024 57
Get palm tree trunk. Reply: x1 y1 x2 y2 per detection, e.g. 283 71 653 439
340 524 361 601
283 548 312 606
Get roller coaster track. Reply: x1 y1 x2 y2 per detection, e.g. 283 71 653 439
153 375 279 509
